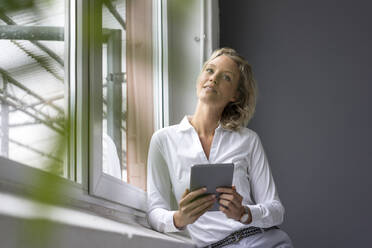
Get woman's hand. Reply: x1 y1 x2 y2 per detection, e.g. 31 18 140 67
173 188 216 229
216 186 250 222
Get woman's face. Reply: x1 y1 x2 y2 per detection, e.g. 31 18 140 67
196 55 240 109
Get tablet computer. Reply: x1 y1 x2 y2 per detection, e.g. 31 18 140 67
189 163 234 211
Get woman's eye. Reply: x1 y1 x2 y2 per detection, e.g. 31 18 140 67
206 68 213 74
224 75 231 81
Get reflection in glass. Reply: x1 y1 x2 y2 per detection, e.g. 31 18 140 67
0 0 67 177
101 0 127 181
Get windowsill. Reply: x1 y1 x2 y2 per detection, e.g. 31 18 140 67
0 191 194 247
0 156 146 222
0 157 194 247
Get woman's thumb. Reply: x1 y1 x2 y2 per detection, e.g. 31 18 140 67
182 188 190 198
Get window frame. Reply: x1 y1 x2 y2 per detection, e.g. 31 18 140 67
88 0 165 211
154 0 169 130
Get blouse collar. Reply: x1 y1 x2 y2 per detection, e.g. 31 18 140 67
177 115 225 133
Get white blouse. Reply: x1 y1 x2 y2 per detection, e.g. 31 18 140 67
147 116 285 247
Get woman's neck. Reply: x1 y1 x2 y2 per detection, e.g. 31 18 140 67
190 102 223 137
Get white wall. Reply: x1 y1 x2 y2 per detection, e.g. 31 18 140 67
167 0 202 125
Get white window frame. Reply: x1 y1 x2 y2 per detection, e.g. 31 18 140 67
88 0 165 211
154 0 170 129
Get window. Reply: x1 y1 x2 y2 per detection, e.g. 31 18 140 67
101 0 127 181
0 0 70 178
0 0 165 212
89 0 161 209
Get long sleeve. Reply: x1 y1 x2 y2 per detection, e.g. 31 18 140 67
146 133 180 233
246 133 285 228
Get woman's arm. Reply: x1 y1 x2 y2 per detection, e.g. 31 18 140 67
217 132 284 228
147 132 216 232
246 133 285 228
147 133 180 232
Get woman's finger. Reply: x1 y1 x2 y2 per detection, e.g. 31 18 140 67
219 201 241 220
182 188 190 198
180 187 207 206
189 198 215 217
219 193 242 208
219 193 238 208
219 205 229 215
183 194 215 214
219 193 233 201
216 187 234 194
219 198 236 209
191 201 215 222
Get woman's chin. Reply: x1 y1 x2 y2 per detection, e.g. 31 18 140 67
199 95 225 107
199 94 216 101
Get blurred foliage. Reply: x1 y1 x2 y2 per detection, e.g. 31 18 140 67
0 0 35 11
18 119 69 248
32 124 68 203
0 0 52 15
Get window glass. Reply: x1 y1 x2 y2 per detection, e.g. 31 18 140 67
0 0 68 177
101 0 127 181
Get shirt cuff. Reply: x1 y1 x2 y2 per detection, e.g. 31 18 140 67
247 205 262 226
164 210 184 232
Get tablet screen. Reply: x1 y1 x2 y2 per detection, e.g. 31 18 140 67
190 163 234 211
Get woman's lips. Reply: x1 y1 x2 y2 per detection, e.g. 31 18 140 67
203 85 216 92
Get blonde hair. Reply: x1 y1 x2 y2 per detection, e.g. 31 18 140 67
201 47 257 131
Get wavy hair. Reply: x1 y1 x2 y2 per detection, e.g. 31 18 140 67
201 48 257 131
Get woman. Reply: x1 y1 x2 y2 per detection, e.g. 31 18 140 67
147 48 293 248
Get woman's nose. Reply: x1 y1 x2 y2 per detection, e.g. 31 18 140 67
209 74 217 84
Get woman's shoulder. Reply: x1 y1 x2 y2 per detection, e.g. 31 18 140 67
239 126 257 135
151 123 181 144
226 126 260 141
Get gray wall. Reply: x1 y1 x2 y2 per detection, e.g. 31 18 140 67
220 0 372 247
